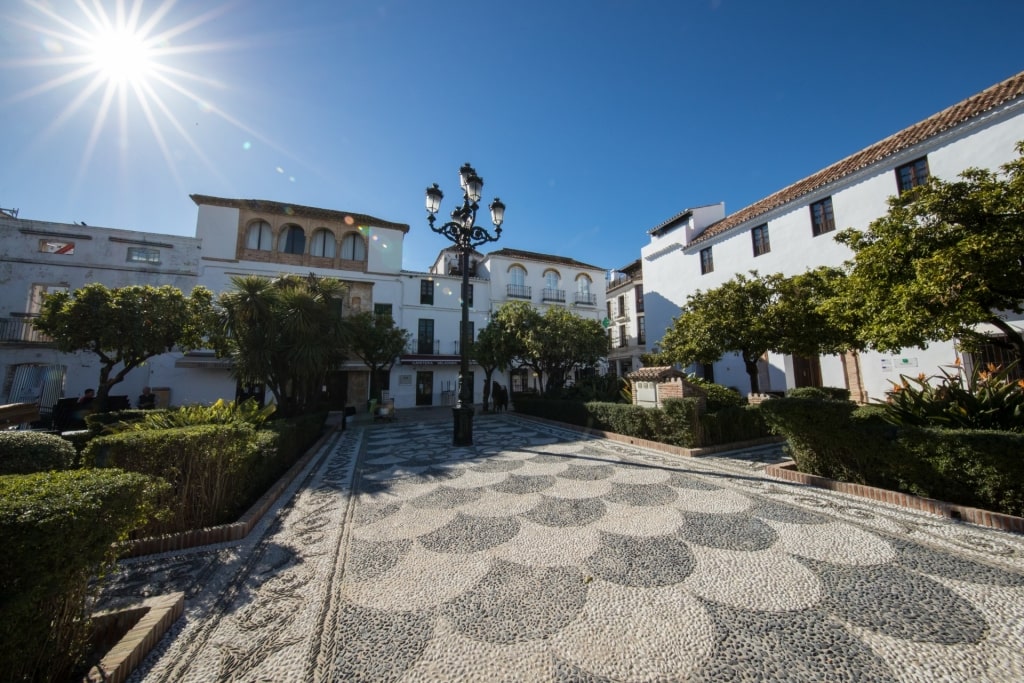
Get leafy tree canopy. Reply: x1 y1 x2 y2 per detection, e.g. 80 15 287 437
472 321 516 410
33 283 216 408
835 142 1024 361
345 311 412 401
659 270 850 393
490 300 607 393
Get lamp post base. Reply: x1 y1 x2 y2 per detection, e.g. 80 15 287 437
452 405 474 446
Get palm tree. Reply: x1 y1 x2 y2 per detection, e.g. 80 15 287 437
219 274 348 416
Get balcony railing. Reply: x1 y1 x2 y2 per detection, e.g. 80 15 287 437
414 339 441 355
541 288 565 303
507 284 531 299
574 292 596 306
0 315 52 343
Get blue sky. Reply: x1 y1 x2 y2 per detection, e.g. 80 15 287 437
2 0 1023 273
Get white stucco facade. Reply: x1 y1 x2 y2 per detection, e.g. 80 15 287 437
642 72 1024 400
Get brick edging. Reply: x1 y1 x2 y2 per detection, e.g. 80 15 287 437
118 423 342 558
87 592 184 683
766 461 1024 534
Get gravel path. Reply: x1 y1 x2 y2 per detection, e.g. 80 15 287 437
105 414 1024 682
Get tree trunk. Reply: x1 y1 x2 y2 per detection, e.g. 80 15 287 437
743 355 761 395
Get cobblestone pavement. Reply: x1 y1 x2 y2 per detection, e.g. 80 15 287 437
105 414 1024 682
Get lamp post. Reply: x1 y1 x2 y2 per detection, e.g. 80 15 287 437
426 163 506 446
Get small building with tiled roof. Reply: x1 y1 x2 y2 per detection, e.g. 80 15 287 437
641 70 1024 403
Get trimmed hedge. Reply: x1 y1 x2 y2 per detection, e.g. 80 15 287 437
0 469 168 682
697 405 772 447
760 397 1024 516
85 423 266 536
784 386 851 401
0 431 76 474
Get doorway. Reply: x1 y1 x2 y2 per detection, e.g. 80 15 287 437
792 355 823 388
416 371 433 406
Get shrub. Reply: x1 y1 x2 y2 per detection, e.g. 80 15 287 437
513 396 701 447
84 409 152 434
785 386 851 401
697 405 772 446
759 398 903 486
881 361 1023 432
84 423 264 535
109 398 276 432
687 377 746 411
0 469 168 682
0 431 76 474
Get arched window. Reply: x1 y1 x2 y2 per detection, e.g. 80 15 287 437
340 233 366 261
544 269 561 289
246 220 272 251
576 274 591 295
278 224 305 254
310 228 335 258
508 264 526 286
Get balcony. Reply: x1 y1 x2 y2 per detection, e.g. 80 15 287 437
541 288 565 303
574 292 596 306
0 315 52 344
507 284 532 299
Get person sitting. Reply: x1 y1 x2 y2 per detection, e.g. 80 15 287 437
78 388 95 407
138 386 157 410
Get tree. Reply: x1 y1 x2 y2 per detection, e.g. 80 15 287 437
218 274 347 416
33 283 216 409
490 301 607 394
835 142 1024 362
659 270 849 394
344 311 412 403
472 321 515 411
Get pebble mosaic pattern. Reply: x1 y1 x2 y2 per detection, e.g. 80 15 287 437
105 416 1024 682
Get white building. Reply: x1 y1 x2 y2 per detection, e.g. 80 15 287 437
642 70 1024 400
1 196 609 414
605 259 645 378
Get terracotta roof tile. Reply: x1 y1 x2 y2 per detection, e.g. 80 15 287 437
687 70 1024 246
189 194 410 233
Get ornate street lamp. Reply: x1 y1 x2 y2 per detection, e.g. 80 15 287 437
426 163 505 446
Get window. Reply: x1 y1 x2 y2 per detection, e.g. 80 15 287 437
310 228 335 258
810 197 835 236
341 233 366 261
700 247 714 274
417 318 435 354
618 324 628 348
28 283 69 315
616 295 625 318
896 156 930 193
38 239 74 255
420 279 434 305
509 265 526 286
374 303 393 318
751 224 771 256
278 224 305 254
127 247 160 263
246 220 272 250
635 284 644 313
637 316 646 345
544 269 560 290
576 275 591 295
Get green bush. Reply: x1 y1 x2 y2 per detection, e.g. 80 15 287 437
785 386 851 401
84 408 153 434
0 469 168 682
761 396 1024 516
759 398 903 486
0 431 76 474
108 398 276 432
697 405 773 446
881 361 1024 432
85 423 265 535
513 396 701 447
688 378 746 412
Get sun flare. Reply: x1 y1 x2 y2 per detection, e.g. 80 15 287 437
88 25 157 87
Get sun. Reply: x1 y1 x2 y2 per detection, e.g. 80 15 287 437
88 23 157 87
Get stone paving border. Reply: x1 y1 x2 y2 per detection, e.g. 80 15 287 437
767 461 1024 534
86 592 183 683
